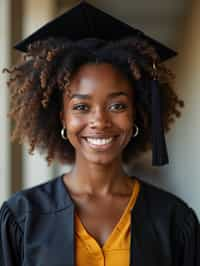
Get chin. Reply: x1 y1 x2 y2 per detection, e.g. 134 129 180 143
83 153 121 166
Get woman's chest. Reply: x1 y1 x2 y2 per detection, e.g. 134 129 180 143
22 205 172 266
21 201 173 266
73 193 131 247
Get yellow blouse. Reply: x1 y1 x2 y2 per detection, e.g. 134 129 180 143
75 178 140 266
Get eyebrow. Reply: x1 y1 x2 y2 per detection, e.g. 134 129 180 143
70 91 129 100
108 92 129 99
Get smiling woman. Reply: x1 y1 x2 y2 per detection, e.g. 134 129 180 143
0 2 199 266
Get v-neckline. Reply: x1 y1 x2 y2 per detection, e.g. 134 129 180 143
75 178 140 250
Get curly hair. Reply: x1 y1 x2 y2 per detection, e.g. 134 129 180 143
4 36 184 166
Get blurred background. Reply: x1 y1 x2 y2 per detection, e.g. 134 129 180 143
0 0 199 218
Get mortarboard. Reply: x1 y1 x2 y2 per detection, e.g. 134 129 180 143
14 1 178 166
14 1 176 62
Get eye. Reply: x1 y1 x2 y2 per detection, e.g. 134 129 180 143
109 103 128 112
72 104 89 111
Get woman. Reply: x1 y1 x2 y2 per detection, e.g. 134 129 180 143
1 2 199 266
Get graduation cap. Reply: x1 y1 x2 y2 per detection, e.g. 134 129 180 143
14 0 178 166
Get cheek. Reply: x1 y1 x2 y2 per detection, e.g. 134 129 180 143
115 112 133 131
65 113 86 134
64 115 85 148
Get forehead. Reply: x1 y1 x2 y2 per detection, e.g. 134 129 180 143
67 63 133 96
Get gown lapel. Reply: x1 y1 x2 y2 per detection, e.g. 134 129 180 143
24 176 76 266
51 205 75 266
130 180 171 266
53 177 75 266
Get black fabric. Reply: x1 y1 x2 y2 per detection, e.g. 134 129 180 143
14 1 177 62
0 175 199 266
151 79 169 165
0 203 23 265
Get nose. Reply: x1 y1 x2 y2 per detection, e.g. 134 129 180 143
89 107 112 129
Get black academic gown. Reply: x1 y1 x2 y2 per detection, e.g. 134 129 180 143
0 175 200 266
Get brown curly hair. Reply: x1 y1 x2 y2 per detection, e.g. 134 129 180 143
4 36 184 166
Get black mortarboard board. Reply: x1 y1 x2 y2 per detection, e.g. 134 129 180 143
14 1 178 166
14 1 176 62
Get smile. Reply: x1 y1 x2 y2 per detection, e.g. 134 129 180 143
82 136 118 151
86 137 113 145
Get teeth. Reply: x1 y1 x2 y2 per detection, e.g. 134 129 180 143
86 137 113 145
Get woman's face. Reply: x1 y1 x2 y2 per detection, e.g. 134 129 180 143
61 63 135 165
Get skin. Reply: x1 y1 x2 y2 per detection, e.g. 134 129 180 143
61 63 137 247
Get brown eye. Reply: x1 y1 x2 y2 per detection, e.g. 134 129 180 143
109 103 127 111
72 104 89 111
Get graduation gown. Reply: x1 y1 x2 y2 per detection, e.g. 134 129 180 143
0 175 200 266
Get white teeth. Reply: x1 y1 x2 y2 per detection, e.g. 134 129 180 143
86 137 113 145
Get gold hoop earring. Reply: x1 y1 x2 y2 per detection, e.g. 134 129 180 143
61 128 68 140
132 124 139 138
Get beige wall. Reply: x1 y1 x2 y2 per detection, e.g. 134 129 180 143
0 0 10 204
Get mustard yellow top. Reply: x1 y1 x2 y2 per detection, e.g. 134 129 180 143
75 178 140 266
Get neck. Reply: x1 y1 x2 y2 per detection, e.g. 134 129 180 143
65 156 129 195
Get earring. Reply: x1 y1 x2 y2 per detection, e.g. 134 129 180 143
132 124 139 138
61 128 68 140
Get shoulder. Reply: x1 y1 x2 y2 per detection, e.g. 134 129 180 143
137 177 199 227
138 177 188 207
134 178 200 264
1 175 71 225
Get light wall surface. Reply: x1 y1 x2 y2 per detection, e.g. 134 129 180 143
0 0 10 205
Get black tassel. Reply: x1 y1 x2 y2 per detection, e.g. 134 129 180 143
151 64 169 166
